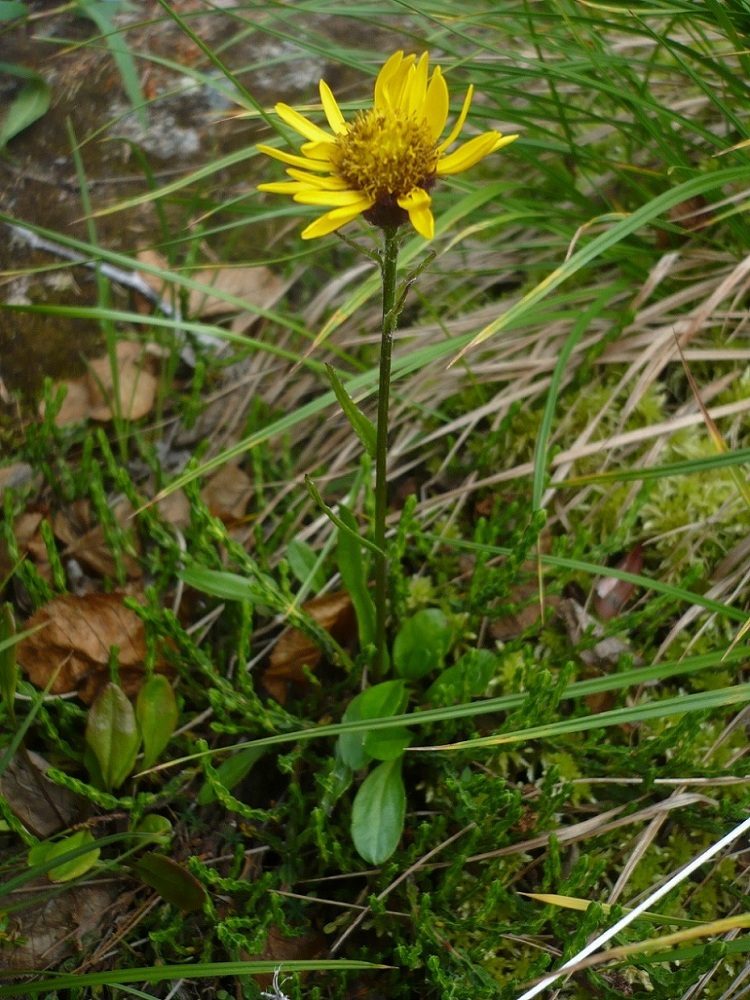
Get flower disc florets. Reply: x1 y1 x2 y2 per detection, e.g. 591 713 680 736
332 109 439 203
257 50 518 240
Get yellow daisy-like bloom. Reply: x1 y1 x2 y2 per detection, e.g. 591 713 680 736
257 50 518 241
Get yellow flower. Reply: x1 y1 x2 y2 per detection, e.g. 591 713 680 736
257 51 518 241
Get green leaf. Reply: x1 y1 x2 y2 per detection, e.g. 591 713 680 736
82 743 106 790
196 745 266 806
338 694 368 771
77 1 147 128
0 960 378 996
85 683 141 791
305 477 383 557
0 63 50 150
131 814 172 848
351 758 405 864
0 604 18 725
337 504 376 651
136 675 178 770
179 566 268 604
181 565 352 671
322 750 353 814
363 725 412 761
286 537 327 591
28 830 100 883
325 364 376 458
338 680 408 770
392 608 453 680
0 2 28 22
425 649 500 704
132 852 207 912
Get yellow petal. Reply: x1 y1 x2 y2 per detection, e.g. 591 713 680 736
301 202 373 240
374 50 405 109
406 52 429 116
294 190 371 208
286 168 349 189
274 102 332 143
437 132 516 175
257 181 308 194
300 139 339 162
319 80 347 135
438 85 474 152
375 51 415 110
424 66 449 141
391 59 417 111
256 144 332 172
398 188 434 240
258 172 350 196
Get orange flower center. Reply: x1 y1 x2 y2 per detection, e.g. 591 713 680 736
331 108 439 201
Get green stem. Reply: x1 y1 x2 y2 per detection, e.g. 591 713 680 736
373 227 400 680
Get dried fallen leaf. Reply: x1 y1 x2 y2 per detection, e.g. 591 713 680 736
188 264 284 319
594 544 642 621
0 509 51 587
87 342 158 421
0 750 88 838
263 591 356 704
489 581 562 641
669 194 712 230
200 463 252 522
135 248 171 297
487 533 556 641
0 878 122 970
18 593 169 704
12 509 45 549
244 925 325 989
53 499 142 581
558 597 638 674
156 488 192 529
44 341 159 426
50 376 91 425
0 461 35 499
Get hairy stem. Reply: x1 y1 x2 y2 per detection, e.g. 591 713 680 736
373 227 400 679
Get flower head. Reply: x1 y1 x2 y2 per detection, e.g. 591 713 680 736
257 51 518 240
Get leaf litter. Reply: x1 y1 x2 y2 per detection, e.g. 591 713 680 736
17 593 170 704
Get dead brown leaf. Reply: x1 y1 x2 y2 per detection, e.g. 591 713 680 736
0 462 35 499
1 878 122 970
488 538 558 641
13 510 46 562
0 509 53 591
51 376 91 425
263 591 356 704
558 596 639 675
53 499 142 581
244 925 325 989
135 248 171 297
594 544 642 621
200 463 252 522
135 254 286 329
0 750 89 838
87 342 159 421
489 581 562 641
44 341 159 426
18 593 169 704
188 264 284 320
156 488 192 529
